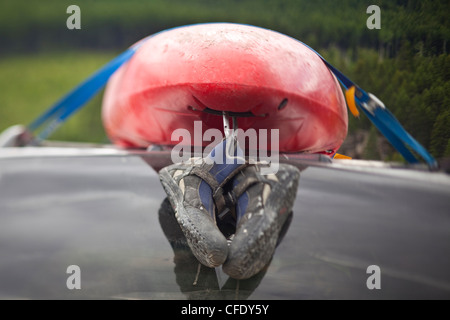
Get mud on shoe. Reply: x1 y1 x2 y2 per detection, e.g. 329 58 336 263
159 159 229 268
222 163 300 279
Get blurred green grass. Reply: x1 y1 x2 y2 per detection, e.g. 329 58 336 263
0 0 448 159
0 51 116 142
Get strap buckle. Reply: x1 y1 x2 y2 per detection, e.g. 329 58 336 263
347 86 385 117
360 91 386 116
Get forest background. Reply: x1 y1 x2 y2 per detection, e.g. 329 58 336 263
0 0 448 163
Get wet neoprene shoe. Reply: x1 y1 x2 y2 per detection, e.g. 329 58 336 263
222 163 300 279
159 159 229 268
159 137 247 268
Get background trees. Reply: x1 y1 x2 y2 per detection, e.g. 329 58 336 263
0 0 448 160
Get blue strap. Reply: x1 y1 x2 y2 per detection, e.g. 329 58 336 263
28 38 150 140
350 86 437 168
27 25 437 168
295 39 437 168
27 25 186 139
309 47 436 168
297 42 354 90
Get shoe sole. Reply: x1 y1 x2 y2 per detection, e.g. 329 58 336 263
159 166 228 268
222 165 300 279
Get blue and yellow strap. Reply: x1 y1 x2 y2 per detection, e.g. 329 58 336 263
315 48 436 168
26 24 438 169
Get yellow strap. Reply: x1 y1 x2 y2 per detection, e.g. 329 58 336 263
345 86 360 118
334 153 352 160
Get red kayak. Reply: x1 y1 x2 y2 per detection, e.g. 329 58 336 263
102 23 348 155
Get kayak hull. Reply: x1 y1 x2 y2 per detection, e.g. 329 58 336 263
102 23 348 153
